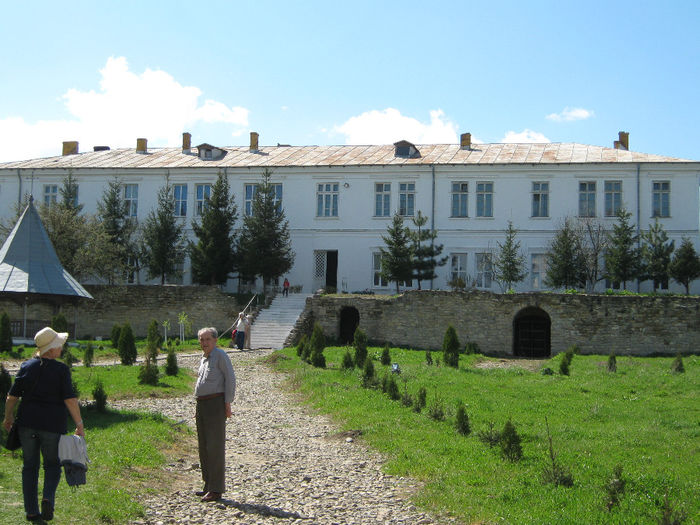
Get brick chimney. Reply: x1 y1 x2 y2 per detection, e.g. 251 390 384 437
182 132 191 153
460 133 472 150
62 141 79 156
249 131 259 152
614 131 629 150
136 138 148 153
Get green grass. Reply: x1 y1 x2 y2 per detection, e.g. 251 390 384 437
270 347 699 524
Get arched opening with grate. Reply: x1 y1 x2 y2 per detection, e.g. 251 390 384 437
513 306 551 357
338 306 360 344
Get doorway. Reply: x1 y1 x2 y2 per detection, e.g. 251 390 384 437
313 250 338 292
339 306 360 344
513 307 551 357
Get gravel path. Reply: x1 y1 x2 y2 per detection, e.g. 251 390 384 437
112 350 448 525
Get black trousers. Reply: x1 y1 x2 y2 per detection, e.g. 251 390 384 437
195 396 227 493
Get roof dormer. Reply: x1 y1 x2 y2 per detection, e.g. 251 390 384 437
196 143 226 161
393 140 421 158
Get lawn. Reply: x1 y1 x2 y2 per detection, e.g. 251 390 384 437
270 346 699 524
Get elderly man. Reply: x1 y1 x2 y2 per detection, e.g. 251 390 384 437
194 327 236 502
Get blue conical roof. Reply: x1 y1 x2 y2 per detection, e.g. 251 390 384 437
0 199 93 299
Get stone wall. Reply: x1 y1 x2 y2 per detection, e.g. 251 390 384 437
0 285 242 340
306 291 700 356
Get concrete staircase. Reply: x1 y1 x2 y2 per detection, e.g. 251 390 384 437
250 293 311 350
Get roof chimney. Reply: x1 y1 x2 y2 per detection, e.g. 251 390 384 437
249 131 259 152
136 138 148 153
182 132 191 153
62 141 79 156
618 131 629 151
460 133 472 150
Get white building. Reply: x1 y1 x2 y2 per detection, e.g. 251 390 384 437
1 131 699 294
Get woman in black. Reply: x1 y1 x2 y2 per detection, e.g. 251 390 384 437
2 327 84 522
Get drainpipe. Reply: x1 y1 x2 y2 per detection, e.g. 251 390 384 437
430 164 436 290
636 164 641 293
17 169 22 204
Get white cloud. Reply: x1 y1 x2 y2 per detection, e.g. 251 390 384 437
501 129 551 143
0 56 249 162
546 107 594 122
334 108 459 144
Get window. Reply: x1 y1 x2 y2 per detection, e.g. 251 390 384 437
652 181 670 218
450 253 467 284
531 254 547 289
605 278 621 290
245 183 283 216
532 182 549 218
43 185 58 206
372 252 388 287
173 184 187 217
476 182 493 217
604 181 622 217
375 183 391 217
125 255 138 284
166 261 184 285
399 182 415 216
578 181 596 217
316 182 339 217
195 184 211 216
124 184 138 217
451 182 469 217
476 253 493 288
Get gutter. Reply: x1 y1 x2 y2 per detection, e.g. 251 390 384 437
17 169 22 204
430 164 436 290
636 163 641 293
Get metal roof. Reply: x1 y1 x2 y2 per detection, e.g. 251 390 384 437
0 199 93 299
0 142 694 170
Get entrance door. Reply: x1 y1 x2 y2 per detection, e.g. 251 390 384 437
513 307 551 357
313 250 338 292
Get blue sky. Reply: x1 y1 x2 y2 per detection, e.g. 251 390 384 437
1 0 698 162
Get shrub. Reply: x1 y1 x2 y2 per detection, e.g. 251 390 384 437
118 323 137 365
658 492 688 525
0 363 12 399
309 323 326 368
83 342 94 367
110 324 122 347
51 312 68 333
400 383 413 407
341 349 354 370
296 335 308 357
0 311 12 353
353 327 368 367
559 356 570 376
380 344 391 365
671 353 685 373
63 349 78 368
425 350 433 365
541 367 554 376
478 421 501 447
607 352 617 373
147 319 162 354
455 401 471 436
500 420 523 462
442 325 460 368
414 386 427 413
428 395 445 421
165 346 179 376
386 375 400 401
361 357 376 388
138 358 160 385
604 464 626 511
464 341 480 355
542 416 573 487
71 378 80 399
93 380 108 412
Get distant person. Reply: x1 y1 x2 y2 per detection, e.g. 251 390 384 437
2 327 85 522
244 314 253 349
283 278 290 297
234 313 247 350
194 327 236 502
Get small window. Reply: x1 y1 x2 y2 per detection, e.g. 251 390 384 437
375 183 391 217
372 252 388 287
476 182 493 218
195 184 211 216
604 181 622 217
476 252 493 289
451 182 468 218
245 183 283 216
578 181 596 217
450 253 467 284
316 183 339 217
531 253 547 289
399 182 415 216
43 185 58 206
173 184 187 217
652 181 670 218
124 184 139 217
532 182 549 218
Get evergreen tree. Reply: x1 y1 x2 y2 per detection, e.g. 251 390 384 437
640 219 674 291
500 420 523 462
118 323 137 365
443 325 460 368
59 171 83 214
545 218 585 290
380 213 414 293
353 327 368 367
669 237 700 294
455 401 471 436
493 221 527 292
0 311 12 352
97 177 138 283
380 344 391 365
309 323 326 368
165 346 179 376
237 169 294 288
410 211 446 289
189 171 238 285
576 218 609 292
140 182 186 285
604 208 640 290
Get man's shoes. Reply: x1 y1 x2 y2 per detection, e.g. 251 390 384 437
201 491 222 502
195 490 207 497
25 515 41 522
41 499 54 521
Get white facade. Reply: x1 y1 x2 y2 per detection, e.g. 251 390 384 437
1 136 699 294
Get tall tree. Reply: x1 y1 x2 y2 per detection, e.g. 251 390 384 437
640 219 674 291
604 208 640 290
545 217 585 290
237 169 295 288
493 220 527 292
576 218 609 292
669 237 700 294
140 182 186 285
410 211 446 289
59 171 83 214
380 213 414 293
189 172 238 285
97 177 138 283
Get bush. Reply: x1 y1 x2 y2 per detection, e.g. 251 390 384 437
380 344 391 366
541 367 554 375
93 380 108 412
386 374 400 401
0 311 12 353
456 401 471 436
559 356 570 376
604 464 626 511
478 421 501 447
500 420 523 462
400 383 413 407
165 346 179 376
425 350 433 365
138 358 160 385
118 323 137 365
671 353 685 373
658 492 688 525
542 416 573 487
51 312 68 333
296 335 308 357
63 349 78 368
361 357 376 388
110 324 122 347
464 341 480 355
0 363 12 399
71 378 80 399
309 323 326 368
428 395 445 421
83 342 94 367
147 319 162 355
443 325 460 368
353 327 368 367
341 349 354 370
607 352 617 373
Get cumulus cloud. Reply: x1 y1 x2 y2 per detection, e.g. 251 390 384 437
334 108 459 145
0 56 249 161
501 129 551 143
546 107 594 122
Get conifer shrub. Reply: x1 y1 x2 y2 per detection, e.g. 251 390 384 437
296 335 308 357
604 464 626 511
309 323 326 368
464 341 480 355
658 492 688 525
425 349 433 365
0 311 12 353
83 342 94 367
63 349 78 368
381 372 389 393
607 352 617 373
386 374 400 401
110 324 122 347
138 358 160 385
147 319 163 353
542 416 573 486
341 348 354 370
353 327 368 367
51 312 68 333
671 353 685 373
455 401 471 436
165 346 179 376
541 367 554 375
118 323 137 365
71 378 80 398
500 420 523 462
442 325 460 368
400 383 413 407
478 421 501 447
380 344 391 365
413 386 427 413
361 357 376 388
93 380 108 412
559 355 570 376
0 363 12 399
428 395 445 421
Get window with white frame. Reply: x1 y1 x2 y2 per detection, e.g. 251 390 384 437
124 184 138 217
578 181 596 217
450 253 468 284
195 183 211 216
316 182 339 217
531 253 547 289
532 182 549 218
372 252 388 287
652 181 670 218
476 182 493 217
173 184 187 217
245 183 283 216
43 184 58 206
476 252 493 288
399 182 415 216
125 255 138 284
604 181 622 217
166 261 184 285
375 183 391 217
451 182 468 217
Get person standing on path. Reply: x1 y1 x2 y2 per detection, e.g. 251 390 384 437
234 313 247 350
282 278 290 297
194 327 236 502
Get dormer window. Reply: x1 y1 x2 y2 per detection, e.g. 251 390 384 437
393 140 421 158
204 150 212 160
196 143 226 161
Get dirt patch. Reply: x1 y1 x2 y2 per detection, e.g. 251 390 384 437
473 358 547 372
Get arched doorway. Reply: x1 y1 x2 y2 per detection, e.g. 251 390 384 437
339 306 360 344
513 307 551 357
